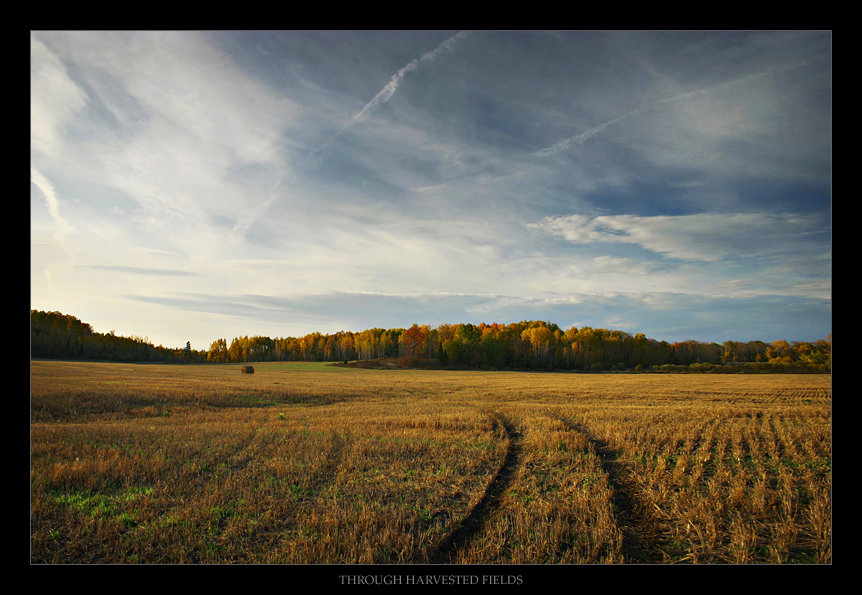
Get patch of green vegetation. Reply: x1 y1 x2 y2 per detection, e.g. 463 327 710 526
789 550 818 564
433 464 453 477
471 440 496 451
122 486 154 500
286 484 311 501
54 485 154 525
805 457 831 472
578 472 604 487
56 491 118 519
321 485 344 500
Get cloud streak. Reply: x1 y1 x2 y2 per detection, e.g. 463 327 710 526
30 34 89 155
85 265 199 276
31 167 76 248
32 166 78 288
530 212 825 262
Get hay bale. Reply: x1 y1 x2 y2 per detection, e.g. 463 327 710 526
241 365 255 374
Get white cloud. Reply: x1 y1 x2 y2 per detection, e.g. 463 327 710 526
31 168 66 227
31 168 77 271
36 32 300 254
102 33 290 165
530 212 822 262
788 281 831 300
31 34 89 155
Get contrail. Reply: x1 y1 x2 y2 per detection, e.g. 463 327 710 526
341 31 470 130
534 107 643 158
533 68 777 158
653 69 771 107
305 31 470 164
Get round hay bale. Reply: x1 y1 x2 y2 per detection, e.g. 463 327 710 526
241 365 255 374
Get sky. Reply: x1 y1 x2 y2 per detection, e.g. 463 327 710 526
31 31 831 350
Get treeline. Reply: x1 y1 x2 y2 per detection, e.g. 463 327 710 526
30 310 207 363
205 321 831 373
31 310 830 373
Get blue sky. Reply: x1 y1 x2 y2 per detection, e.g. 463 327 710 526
31 31 831 350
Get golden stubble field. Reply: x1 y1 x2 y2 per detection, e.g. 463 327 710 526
30 360 831 564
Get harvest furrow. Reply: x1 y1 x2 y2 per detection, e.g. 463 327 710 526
555 416 661 563
427 413 522 563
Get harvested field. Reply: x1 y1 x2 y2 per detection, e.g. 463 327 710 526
31 361 831 564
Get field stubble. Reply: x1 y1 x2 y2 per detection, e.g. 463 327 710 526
31 361 830 563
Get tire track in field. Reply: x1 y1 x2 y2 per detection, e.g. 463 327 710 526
426 412 522 564
558 417 662 563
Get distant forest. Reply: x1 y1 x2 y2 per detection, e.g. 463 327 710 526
30 310 831 373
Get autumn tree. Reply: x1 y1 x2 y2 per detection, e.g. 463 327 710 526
399 324 427 358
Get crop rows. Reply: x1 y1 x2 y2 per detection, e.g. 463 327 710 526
31 362 830 563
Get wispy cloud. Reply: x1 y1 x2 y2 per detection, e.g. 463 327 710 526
30 34 89 155
530 212 824 262
32 166 77 286
129 247 181 255
86 265 199 276
31 168 72 233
